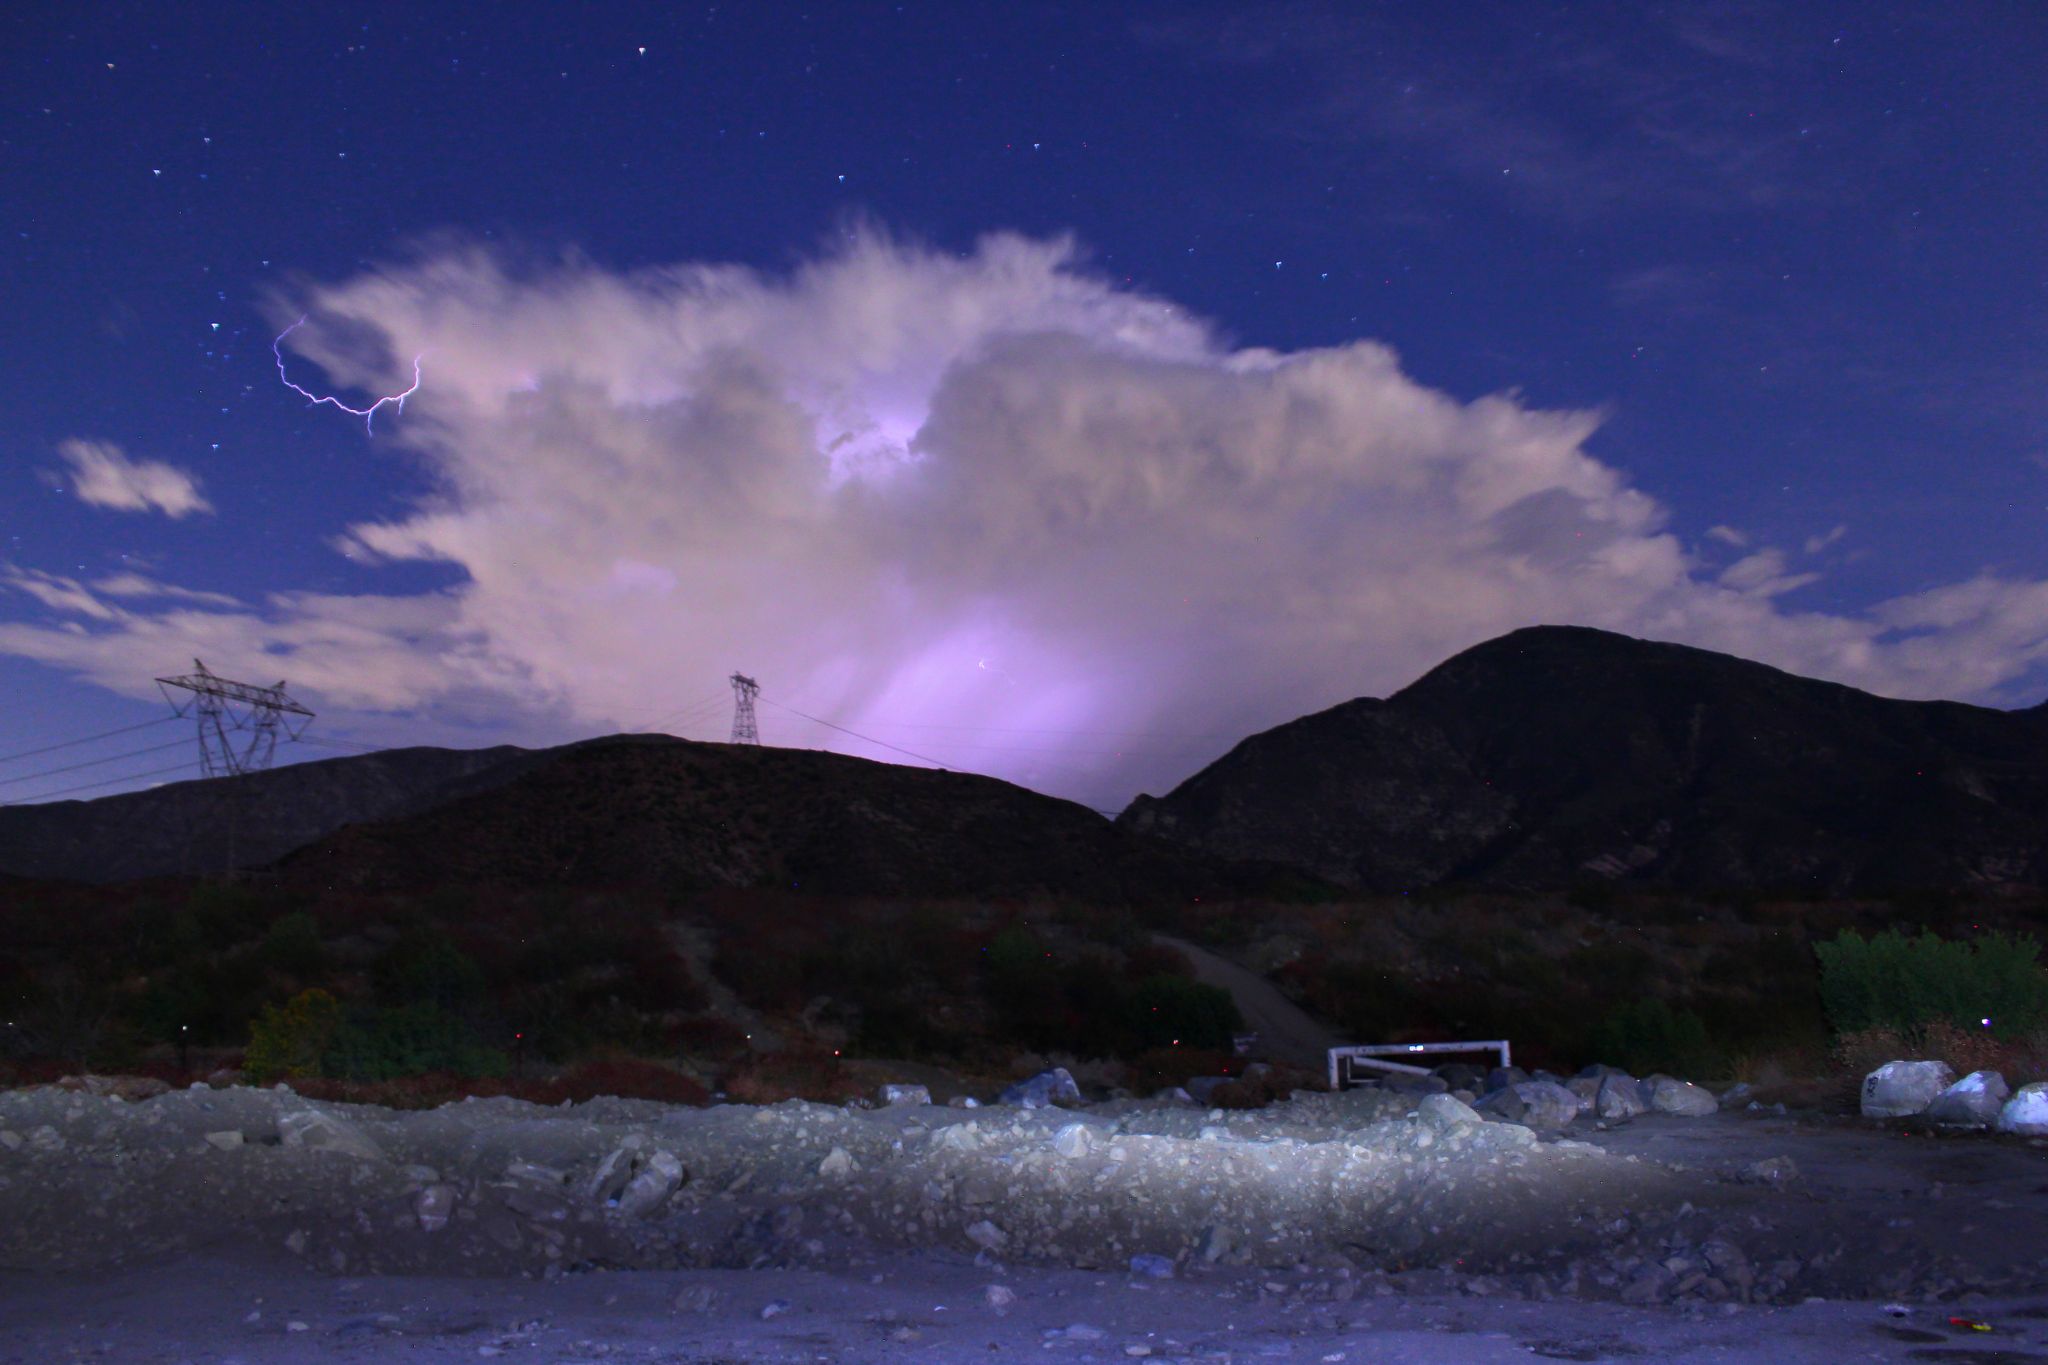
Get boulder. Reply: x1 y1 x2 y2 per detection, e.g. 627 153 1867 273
1414 1092 1484 1133
1594 1074 1648 1121
1645 1077 1718 1117
1183 1076 1231 1103
999 1067 1081 1109
1433 1063 1486 1091
277 1108 383 1162
1482 1065 1528 1094
1996 1081 2048 1136
1474 1079 1580 1132
414 1184 457 1232
1379 1072 1450 1095
1861 1060 1956 1119
1926 1071 2011 1128
877 1083 931 1107
614 1150 684 1218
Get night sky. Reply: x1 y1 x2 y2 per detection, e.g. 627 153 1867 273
4 3 2046 814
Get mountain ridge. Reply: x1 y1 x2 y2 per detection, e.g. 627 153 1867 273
1119 625 2048 893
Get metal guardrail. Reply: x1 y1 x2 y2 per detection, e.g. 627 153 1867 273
1327 1039 1513 1091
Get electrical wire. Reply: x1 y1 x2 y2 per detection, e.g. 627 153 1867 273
627 690 730 734
0 737 192 788
0 715 175 767
758 697 958 769
0 758 200 805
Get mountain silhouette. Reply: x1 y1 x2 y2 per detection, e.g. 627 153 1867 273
1118 625 2048 893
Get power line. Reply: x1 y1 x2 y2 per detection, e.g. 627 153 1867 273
0 716 176 767
0 737 192 788
757 697 955 769
0 758 200 805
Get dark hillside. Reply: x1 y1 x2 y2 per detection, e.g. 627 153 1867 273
1122 625 2048 893
0 744 539 884
277 735 1253 903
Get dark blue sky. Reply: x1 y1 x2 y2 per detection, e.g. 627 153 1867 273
4 3 2046 810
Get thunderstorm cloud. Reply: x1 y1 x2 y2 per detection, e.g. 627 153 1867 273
5 232 2048 809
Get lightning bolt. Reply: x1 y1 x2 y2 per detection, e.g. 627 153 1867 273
273 316 423 432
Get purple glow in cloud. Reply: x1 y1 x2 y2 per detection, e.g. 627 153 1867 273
273 316 423 432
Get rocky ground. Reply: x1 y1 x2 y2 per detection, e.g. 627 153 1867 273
4 1076 2048 1362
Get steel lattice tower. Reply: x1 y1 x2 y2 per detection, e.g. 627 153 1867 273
728 672 760 745
156 660 315 777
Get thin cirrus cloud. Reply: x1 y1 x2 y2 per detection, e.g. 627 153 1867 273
51 439 213 518
2 230 2046 809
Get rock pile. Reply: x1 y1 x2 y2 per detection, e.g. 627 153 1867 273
1859 1059 2048 1134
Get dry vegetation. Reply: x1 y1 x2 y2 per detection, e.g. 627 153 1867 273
3 874 2042 1108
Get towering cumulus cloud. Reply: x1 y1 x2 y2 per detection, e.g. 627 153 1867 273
4 232 2046 808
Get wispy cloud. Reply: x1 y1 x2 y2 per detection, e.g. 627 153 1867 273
49 439 212 518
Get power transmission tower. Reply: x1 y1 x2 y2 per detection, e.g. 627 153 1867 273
156 660 315 777
728 672 760 745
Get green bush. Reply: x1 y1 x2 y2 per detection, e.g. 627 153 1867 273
257 911 328 978
1124 974 1243 1052
1815 928 2046 1039
321 1003 507 1081
1588 998 1721 1078
244 988 342 1083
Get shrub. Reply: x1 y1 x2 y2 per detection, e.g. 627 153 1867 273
244 988 342 1083
1124 975 1243 1052
257 911 328 979
321 1003 507 1082
1815 928 2046 1039
1587 997 1722 1078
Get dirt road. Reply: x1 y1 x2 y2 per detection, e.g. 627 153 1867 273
1152 933 1341 1069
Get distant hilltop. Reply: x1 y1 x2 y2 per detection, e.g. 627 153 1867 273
1119 625 2048 894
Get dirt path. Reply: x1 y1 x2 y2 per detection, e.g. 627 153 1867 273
1153 933 1340 1070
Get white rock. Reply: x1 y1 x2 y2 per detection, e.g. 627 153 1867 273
817 1146 856 1179
878 1084 931 1107
414 1183 457 1232
1861 1060 1956 1119
1596 1075 1649 1121
584 1139 646 1203
965 1219 1008 1251
277 1108 383 1161
1414 1093 1483 1132
1051 1122 1099 1158
1646 1078 1718 1117
983 1284 1017 1311
615 1150 684 1218
202 1129 244 1151
935 1123 981 1152
1996 1081 2048 1136
1927 1071 2010 1128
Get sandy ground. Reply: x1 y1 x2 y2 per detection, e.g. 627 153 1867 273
4 1081 2048 1363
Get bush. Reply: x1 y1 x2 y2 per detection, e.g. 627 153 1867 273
321 1003 507 1082
1588 997 1722 1078
244 988 342 1083
1815 928 2046 1039
1124 975 1243 1052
